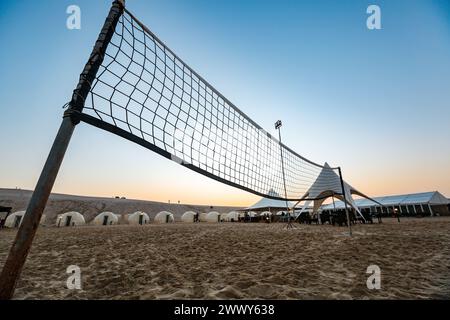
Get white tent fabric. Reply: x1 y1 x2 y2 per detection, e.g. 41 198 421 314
154 211 174 223
246 189 294 211
199 212 208 222
4 211 25 228
181 211 196 223
57 211 85 227
206 211 220 223
429 192 450 205
4 211 46 228
128 211 149 225
297 163 381 220
93 211 119 225
321 191 450 210
247 211 258 217
293 200 312 219
40 214 47 225
226 211 240 222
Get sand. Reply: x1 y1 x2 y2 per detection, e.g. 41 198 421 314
1 217 449 299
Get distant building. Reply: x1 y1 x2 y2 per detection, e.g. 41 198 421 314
320 191 450 216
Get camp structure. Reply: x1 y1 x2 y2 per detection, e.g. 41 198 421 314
4 211 46 228
320 191 450 217
127 211 150 225
205 211 220 223
56 211 85 227
0 206 12 229
4 211 25 228
245 189 294 214
219 213 228 222
154 211 174 224
93 211 119 226
295 163 381 221
226 211 240 222
260 211 272 218
181 211 197 223
199 212 208 222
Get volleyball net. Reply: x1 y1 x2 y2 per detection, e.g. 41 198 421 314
69 2 342 201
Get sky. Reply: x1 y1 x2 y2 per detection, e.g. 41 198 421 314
0 0 449 206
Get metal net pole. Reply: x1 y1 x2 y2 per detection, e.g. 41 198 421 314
0 0 125 299
338 167 352 237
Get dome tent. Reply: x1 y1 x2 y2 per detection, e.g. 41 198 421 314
154 211 174 224
93 212 119 226
57 211 85 227
4 211 47 228
199 212 208 222
4 211 25 228
205 211 220 223
181 211 196 223
128 211 149 225
226 211 240 222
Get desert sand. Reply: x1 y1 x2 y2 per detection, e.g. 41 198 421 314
1 218 449 299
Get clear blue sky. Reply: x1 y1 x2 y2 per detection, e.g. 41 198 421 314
0 0 449 205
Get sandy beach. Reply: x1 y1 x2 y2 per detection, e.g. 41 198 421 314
1 217 449 299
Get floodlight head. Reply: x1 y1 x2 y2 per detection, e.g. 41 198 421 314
275 120 282 129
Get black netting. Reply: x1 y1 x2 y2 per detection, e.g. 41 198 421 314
82 8 342 201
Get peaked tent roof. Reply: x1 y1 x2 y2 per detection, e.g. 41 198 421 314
299 163 351 201
246 189 294 210
293 163 383 222
298 162 382 205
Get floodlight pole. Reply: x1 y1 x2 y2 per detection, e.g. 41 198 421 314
0 0 125 300
275 120 293 229
338 167 352 237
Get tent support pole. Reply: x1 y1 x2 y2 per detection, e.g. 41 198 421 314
0 0 125 299
338 167 352 237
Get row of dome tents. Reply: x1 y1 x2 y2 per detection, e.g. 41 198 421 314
3 208 297 228
55 211 176 226
3 210 175 228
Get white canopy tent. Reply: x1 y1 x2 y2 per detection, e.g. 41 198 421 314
245 189 294 212
321 191 450 216
294 163 381 221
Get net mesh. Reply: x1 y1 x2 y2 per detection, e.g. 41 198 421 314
81 8 342 201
